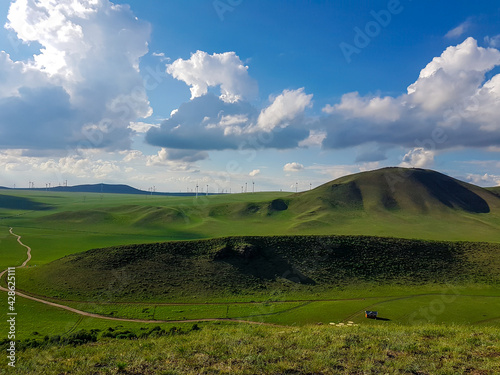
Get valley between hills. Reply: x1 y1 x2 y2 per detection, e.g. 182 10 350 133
1 167 500 374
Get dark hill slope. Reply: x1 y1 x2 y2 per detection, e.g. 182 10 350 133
16 236 500 302
0 194 52 211
291 168 499 215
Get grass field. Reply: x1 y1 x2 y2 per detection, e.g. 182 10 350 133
14 235 500 302
1 167 500 373
4 323 500 374
1 168 500 255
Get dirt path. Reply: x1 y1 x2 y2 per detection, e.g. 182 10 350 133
9 227 31 267
0 228 278 327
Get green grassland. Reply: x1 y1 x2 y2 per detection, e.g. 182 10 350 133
5 235 500 336
59 292 500 326
1 167 500 373
5 323 500 374
15 235 500 302
0 169 499 264
0 229 28 270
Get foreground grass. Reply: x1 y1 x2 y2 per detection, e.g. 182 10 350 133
7 323 500 374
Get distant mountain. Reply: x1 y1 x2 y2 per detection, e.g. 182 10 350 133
21 183 200 196
48 183 144 194
291 167 500 215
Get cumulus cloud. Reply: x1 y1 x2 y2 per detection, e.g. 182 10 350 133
167 50 258 103
407 38 500 111
0 0 152 151
399 148 435 168
146 91 310 151
283 162 304 172
249 88 313 132
322 38 500 151
0 149 123 180
323 92 401 122
146 148 208 166
249 169 260 177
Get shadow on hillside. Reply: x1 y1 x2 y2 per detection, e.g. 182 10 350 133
0 195 53 211
214 243 316 285
414 172 490 213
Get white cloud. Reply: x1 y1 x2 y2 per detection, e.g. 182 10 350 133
323 38 500 125
251 88 313 133
249 169 260 177
323 92 401 122
146 93 310 151
299 130 327 147
407 38 500 112
205 114 248 136
400 148 435 169
322 38 500 151
0 149 124 180
445 20 471 39
466 173 500 187
485 35 500 48
146 148 169 166
167 50 258 103
283 162 304 172
152 52 170 62
200 88 313 136
146 148 208 166
0 0 152 151
128 122 159 133
121 150 144 162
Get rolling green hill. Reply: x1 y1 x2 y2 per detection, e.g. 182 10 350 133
16 235 500 302
292 167 500 214
1 167 500 259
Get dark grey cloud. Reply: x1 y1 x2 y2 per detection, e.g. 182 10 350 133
0 87 77 150
146 94 310 152
167 149 209 163
320 111 500 152
355 147 389 163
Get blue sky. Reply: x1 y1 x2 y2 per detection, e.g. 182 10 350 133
0 0 499 192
